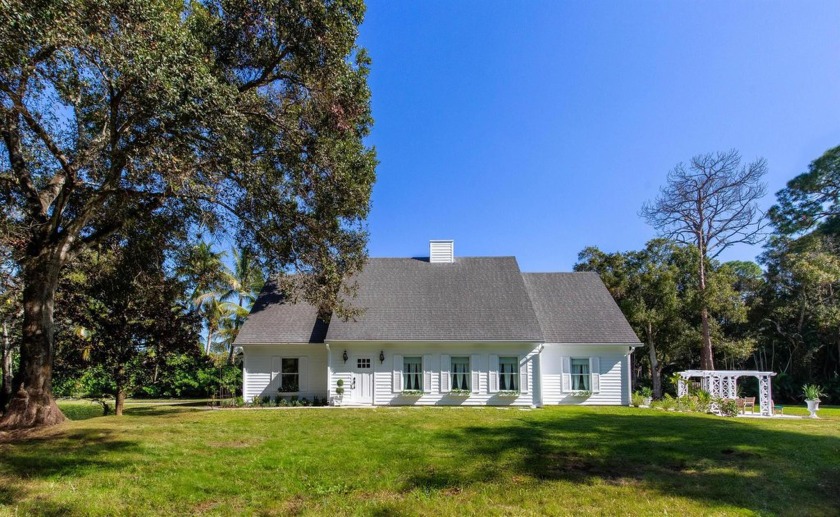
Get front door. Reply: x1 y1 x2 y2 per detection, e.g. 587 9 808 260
352 357 373 404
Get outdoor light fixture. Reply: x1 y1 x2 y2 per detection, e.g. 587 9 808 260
343 350 348 363
379 350 385 363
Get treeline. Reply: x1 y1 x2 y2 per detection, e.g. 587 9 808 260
1 221 262 415
576 146 840 404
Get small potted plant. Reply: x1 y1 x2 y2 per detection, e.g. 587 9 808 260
449 388 470 397
802 384 824 418
334 379 345 406
401 389 423 397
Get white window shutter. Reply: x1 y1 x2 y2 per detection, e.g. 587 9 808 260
271 356 281 382
470 354 480 393
561 356 571 393
488 354 499 393
520 356 529 393
590 357 600 394
422 355 432 393
298 357 308 393
440 355 451 392
393 354 403 393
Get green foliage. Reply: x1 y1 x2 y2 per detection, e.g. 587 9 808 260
769 145 840 236
639 387 653 398
631 392 645 408
802 384 825 401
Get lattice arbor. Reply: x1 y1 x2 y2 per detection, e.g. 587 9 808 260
676 370 777 416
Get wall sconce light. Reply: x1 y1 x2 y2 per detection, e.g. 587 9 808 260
343 350 348 363
379 350 385 364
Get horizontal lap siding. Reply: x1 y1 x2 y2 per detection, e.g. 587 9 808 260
540 344 631 405
243 345 328 401
329 343 538 407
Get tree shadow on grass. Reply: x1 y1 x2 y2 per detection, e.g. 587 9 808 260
0 427 138 481
409 410 840 515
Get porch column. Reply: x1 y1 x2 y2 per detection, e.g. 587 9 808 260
678 376 688 397
759 375 772 416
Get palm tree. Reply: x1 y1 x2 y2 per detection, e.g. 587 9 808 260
200 297 230 355
178 242 232 309
220 248 265 363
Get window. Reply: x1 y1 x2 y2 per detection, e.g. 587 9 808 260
281 358 299 392
451 356 470 390
403 357 422 390
357 358 371 369
571 358 590 391
499 357 519 391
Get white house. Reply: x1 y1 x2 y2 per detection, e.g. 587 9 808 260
235 240 641 407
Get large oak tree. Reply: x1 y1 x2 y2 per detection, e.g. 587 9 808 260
0 0 376 428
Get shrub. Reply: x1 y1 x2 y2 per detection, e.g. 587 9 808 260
631 392 644 408
639 386 653 399
719 398 739 417
335 379 345 396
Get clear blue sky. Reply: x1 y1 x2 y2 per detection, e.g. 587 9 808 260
356 1 840 271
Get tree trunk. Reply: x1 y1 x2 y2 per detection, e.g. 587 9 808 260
0 259 65 429
647 322 662 399
1 321 13 412
115 389 125 416
697 248 715 370
114 365 126 416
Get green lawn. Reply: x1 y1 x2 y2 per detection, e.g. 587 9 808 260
0 403 837 516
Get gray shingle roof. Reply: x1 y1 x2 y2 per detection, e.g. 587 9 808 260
326 257 544 342
235 258 641 345
234 282 327 345
522 272 641 344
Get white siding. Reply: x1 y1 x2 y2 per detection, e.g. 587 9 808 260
328 342 540 407
242 345 328 401
540 344 632 405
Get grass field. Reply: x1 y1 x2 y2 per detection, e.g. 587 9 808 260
0 402 837 516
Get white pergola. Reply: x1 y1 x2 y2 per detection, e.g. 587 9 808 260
676 370 777 416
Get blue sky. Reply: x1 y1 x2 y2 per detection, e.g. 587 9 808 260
356 1 840 271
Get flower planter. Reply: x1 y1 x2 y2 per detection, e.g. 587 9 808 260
448 390 471 397
643 397 653 406
806 399 820 419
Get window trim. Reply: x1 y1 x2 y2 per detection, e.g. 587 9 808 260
450 356 471 391
570 357 591 392
279 357 300 393
402 356 423 391
498 356 519 392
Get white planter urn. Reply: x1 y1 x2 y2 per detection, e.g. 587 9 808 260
806 399 820 418
643 397 653 406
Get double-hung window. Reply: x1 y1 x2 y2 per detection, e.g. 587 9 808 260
499 357 519 391
451 356 470 390
570 358 590 391
403 356 423 390
281 358 300 392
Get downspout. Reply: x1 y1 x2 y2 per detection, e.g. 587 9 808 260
533 344 545 408
325 343 332 402
626 347 633 406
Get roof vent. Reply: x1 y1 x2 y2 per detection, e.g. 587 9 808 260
429 240 454 263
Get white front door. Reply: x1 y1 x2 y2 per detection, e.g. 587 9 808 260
352 357 373 404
